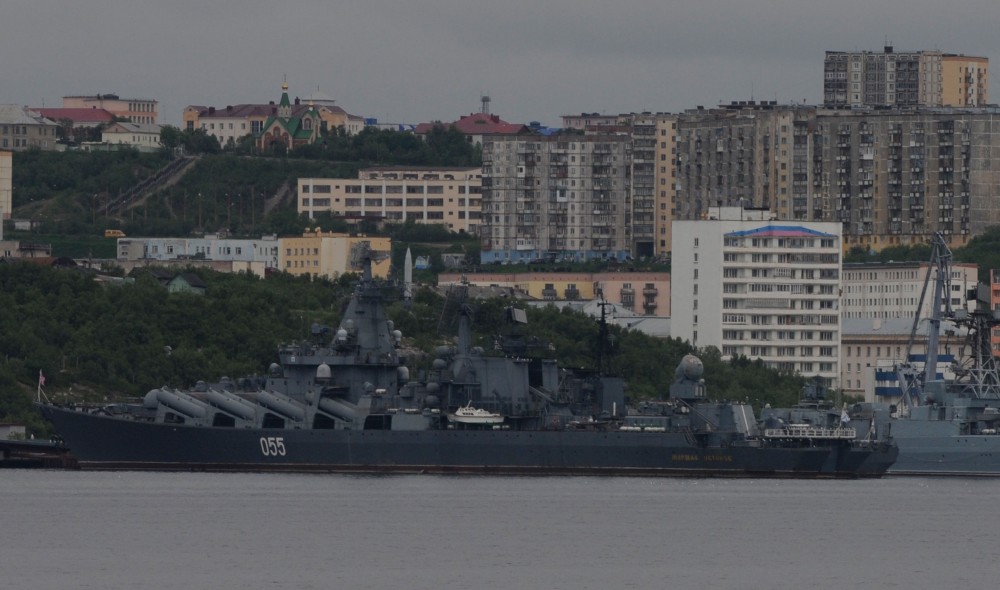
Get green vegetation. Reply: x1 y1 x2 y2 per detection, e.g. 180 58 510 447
0 263 806 436
843 228 1000 282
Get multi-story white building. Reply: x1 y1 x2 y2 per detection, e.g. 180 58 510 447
672 206 842 386
841 261 977 320
117 235 280 270
298 167 483 234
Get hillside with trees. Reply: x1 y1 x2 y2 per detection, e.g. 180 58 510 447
8 125 481 241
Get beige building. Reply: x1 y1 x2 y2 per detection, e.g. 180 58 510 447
438 271 670 315
941 55 990 107
0 150 10 219
279 231 391 279
0 106 59 151
823 48 989 108
63 94 158 125
298 167 483 234
841 317 966 403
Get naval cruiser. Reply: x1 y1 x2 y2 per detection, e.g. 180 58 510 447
39 257 897 477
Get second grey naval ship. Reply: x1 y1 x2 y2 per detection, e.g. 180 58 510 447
767 233 1000 476
39 257 896 477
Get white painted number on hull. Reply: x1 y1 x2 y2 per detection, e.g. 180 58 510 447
260 436 287 456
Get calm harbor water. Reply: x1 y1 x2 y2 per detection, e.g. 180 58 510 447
1 471 995 590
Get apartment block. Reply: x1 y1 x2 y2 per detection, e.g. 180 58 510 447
298 167 483 234
823 47 988 108
672 206 842 387
481 134 632 264
672 103 1000 251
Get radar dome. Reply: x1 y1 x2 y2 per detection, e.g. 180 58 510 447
676 355 704 381
316 363 332 380
432 359 448 370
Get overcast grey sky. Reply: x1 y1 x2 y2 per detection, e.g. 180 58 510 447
2 0 998 127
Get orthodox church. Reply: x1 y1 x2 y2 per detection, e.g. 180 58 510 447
257 82 322 152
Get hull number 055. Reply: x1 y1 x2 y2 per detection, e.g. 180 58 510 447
260 437 287 456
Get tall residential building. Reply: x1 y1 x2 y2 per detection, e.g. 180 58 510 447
481 134 632 264
298 167 483 234
654 115 679 257
672 206 842 387
482 113 677 262
672 103 1000 252
63 94 159 124
823 48 988 108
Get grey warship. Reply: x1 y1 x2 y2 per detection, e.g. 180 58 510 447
843 233 1000 476
39 259 896 477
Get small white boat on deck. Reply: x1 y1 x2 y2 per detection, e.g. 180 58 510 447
449 402 504 425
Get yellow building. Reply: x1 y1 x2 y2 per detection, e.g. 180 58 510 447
299 167 483 234
279 231 391 279
0 150 11 219
941 55 990 106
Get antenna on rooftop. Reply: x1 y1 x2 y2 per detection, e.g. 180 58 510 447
481 95 491 115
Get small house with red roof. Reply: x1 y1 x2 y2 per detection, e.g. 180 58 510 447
34 108 116 128
414 112 529 146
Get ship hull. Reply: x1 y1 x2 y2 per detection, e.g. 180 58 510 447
40 405 895 477
889 426 1000 476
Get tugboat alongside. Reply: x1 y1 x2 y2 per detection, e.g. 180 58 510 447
38 258 897 477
